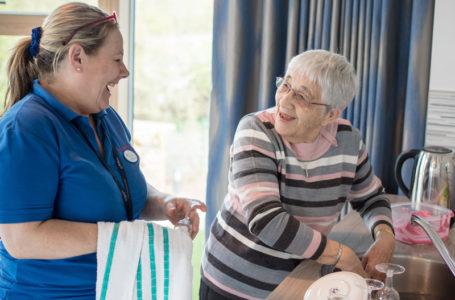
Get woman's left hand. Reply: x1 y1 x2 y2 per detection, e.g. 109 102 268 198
163 196 207 239
361 228 396 281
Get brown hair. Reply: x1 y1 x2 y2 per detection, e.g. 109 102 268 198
2 2 118 117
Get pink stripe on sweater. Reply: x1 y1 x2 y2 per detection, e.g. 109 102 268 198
307 224 336 236
237 182 278 193
255 107 276 121
203 270 263 300
232 144 275 158
357 147 367 163
301 230 322 258
294 212 340 223
241 190 280 207
278 168 355 182
227 190 247 217
338 119 351 126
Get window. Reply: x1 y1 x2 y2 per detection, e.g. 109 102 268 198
0 35 22 108
0 0 98 13
133 0 213 296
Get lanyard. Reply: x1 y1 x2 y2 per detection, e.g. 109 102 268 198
72 117 133 221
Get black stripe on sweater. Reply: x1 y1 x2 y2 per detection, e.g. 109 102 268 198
206 252 278 291
233 150 275 161
310 234 328 260
282 176 354 189
249 201 283 222
360 199 390 217
220 209 274 249
211 219 300 271
337 124 352 132
249 207 287 235
272 216 300 250
200 276 248 300
281 196 347 207
263 122 275 129
353 165 372 185
350 188 385 211
233 168 278 180
356 153 369 172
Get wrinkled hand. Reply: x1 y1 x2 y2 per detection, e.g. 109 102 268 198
361 232 395 281
163 197 207 239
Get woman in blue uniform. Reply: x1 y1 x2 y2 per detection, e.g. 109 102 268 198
0 2 206 299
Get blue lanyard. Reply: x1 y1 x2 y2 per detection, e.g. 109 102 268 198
72 117 133 221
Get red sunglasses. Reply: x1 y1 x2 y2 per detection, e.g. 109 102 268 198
62 11 117 46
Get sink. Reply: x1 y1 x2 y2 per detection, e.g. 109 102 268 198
392 254 455 300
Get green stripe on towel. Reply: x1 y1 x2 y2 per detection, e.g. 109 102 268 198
100 223 120 300
148 223 157 300
137 257 143 300
162 227 170 300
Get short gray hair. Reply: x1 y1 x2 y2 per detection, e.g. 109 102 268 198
285 50 358 110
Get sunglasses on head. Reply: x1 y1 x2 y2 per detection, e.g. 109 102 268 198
62 11 117 46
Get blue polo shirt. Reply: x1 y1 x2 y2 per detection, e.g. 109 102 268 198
0 80 148 299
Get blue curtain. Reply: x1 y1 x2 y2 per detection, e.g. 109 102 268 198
205 0 435 233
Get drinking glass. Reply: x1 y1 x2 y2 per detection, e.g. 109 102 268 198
364 279 384 300
175 199 200 234
375 263 405 300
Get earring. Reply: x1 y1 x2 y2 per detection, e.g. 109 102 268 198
76 68 81 72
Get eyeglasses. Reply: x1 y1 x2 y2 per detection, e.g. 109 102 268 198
275 77 329 107
62 11 117 46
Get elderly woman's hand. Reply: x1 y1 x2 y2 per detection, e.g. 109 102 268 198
163 196 207 239
361 226 396 281
317 240 367 278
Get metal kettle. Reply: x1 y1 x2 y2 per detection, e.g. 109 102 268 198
394 146 455 209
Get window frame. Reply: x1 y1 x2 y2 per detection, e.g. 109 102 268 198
0 0 132 126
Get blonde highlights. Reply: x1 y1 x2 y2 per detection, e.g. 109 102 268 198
2 2 118 117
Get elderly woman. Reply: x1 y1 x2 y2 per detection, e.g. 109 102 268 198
0 2 205 299
200 50 395 299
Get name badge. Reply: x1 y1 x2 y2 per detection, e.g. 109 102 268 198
123 149 138 163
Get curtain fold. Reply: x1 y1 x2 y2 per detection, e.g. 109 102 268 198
205 0 435 232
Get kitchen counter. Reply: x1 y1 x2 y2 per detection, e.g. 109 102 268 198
266 195 455 299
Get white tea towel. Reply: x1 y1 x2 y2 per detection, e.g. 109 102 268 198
96 220 193 300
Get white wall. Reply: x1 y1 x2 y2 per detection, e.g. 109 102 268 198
429 0 455 91
425 0 455 150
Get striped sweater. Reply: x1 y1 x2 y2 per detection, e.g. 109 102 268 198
201 107 393 299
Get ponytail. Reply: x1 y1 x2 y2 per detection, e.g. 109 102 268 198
1 2 116 118
1 37 39 117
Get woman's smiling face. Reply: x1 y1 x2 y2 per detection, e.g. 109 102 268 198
274 72 332 143
81 28 129 114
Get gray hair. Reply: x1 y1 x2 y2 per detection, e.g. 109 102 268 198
285 50 358 110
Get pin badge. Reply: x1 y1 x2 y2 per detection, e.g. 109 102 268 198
123 149 138 163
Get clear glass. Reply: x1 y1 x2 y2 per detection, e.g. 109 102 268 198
375 263 405 300
0 0 97 13
174 199 202 235
275 76 329 107
365 278 384 300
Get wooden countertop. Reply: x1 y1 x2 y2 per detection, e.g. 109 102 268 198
266 195 455 299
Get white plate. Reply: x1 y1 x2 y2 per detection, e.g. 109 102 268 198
303 271 367 300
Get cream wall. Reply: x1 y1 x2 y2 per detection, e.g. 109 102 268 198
429 0 455 91
425 0 455 150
